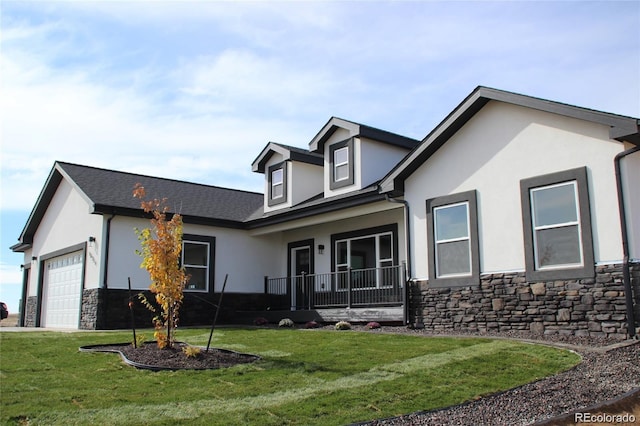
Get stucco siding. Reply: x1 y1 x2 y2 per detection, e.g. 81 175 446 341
278 207 406 278
360 137 412 187
405 101 627 280
106 216 278 293
291 161 323 205
620 146 640 260
29 179 103 294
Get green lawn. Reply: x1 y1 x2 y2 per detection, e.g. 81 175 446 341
0 327 580 425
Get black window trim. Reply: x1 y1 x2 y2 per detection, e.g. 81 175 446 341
268 161 287 206
182 234 216 294
426 190 480 288
520 166 594 281
329 138 355 189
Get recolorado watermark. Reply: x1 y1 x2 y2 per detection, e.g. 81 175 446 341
575 412 636 424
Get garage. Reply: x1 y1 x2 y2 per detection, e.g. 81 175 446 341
42 251 84 328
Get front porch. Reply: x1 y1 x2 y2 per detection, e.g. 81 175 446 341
262 264 408 323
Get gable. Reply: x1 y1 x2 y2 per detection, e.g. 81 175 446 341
251 142 323 173
309 117 419 153
380 86 640 194
12 161 264 251
403 100 633 279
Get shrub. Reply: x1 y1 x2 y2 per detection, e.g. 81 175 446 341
254 317 269 326
305 320 320 329
182 345 201 358
366 321 381 329
132 333 146 348
278 318 294 328
335 321 351 330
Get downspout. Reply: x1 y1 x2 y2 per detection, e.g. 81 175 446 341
100 213 116 329
103 213 116 290
385 194 412 325
614 145 640 339
385 195 412 278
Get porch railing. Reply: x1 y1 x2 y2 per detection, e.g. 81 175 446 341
264 264 406 310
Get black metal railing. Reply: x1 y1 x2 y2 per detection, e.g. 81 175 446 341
264 264 406 310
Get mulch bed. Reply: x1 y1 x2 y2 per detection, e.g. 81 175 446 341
80 342 260 371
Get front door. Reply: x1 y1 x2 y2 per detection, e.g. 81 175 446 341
290 243 312 310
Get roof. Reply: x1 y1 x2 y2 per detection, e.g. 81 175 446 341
380 86 640 194
12 162 264 251
308 117 420 153
251 142 323 173
244 183 385 228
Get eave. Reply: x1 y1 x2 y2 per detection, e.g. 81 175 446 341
380 86 640 194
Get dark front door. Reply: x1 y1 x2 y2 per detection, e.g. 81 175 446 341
291 245 311 310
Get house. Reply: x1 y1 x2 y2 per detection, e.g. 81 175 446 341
11 87 640 339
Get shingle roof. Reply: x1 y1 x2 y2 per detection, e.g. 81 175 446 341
309 117 420 153
57 162 263 222
12 162 264 250
251 142 323 173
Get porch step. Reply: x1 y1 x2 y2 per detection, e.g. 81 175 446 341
237 306 405 325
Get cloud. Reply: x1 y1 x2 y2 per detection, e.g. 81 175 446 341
1 0 638 216
0 261 22 285
0 17 303 211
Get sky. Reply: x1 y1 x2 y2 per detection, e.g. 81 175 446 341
1 1 639 314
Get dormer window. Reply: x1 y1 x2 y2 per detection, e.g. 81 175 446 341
272 169 284 198
334 147 349 181
268 162 287 206
330 139 354 189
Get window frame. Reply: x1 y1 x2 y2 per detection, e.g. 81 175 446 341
426 190 480 288
182 235 216 293
268 162 287 206
331 224 398 290
520 167 594 281
329 138 354 189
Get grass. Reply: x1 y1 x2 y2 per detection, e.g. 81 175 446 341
0 327 580 425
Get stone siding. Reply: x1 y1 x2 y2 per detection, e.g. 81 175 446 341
23 296 38 327
80 288 104 330
409 263 640 339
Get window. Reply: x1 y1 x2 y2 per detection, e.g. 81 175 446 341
332 225 397 289
334 147 349 181
182 235 215 292
268 162 287 206
272 169 284 198
426 190 479 287
434 202 471 277
329 139 354 189
520 167 594 281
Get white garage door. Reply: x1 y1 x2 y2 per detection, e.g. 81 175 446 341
42 251 83 328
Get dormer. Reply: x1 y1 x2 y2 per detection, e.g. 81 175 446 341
309 117 420 198
252 142 323 213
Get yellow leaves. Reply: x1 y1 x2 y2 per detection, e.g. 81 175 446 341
133 184 186 349
154 330 168 349
132 183 146 200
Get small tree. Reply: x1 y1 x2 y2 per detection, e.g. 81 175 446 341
133 183 188 349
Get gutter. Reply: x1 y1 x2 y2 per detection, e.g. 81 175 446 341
614 145 640 338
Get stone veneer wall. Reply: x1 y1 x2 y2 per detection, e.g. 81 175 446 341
80 288 104 330
23 296 38 327
409 263 640 340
